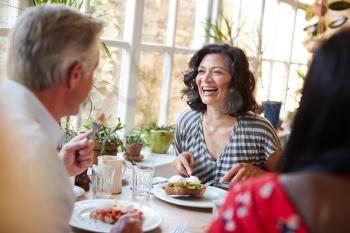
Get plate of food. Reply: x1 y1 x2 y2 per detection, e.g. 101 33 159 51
70 199 161 232
153 175 227 208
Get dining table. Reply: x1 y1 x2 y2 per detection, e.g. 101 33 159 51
70 168 215 233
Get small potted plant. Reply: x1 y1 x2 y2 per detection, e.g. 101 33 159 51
142 121 175 154
85 114 124 164
124 133 144 161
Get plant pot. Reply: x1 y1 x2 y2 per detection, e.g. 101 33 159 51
149 130 174 154
125 143 143 157
93 143 119 164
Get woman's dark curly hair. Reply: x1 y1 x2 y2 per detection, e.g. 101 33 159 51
182 43 258 116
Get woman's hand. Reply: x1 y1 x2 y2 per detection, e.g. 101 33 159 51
172 152 194 176
110 211 143 233
220 163 266 184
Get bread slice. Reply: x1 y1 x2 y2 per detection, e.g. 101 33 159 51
164 183 206 197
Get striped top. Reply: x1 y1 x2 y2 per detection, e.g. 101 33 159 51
174 109 281 186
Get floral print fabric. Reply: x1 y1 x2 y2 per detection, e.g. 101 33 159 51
207 173 309 233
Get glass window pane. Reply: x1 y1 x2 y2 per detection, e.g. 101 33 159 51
175 0 196 47
81 47 122 125
256 61 272 102
291 9 309 63
237 0 264 57
0 0 11 28
135 51 164 127
142 0 169 44
268 62 288 101
274 3 295 61
168 53 191 124
285 64 307 113
0 37 8 80
262 0 279 60
0 2 10 27
222 0 237 22
90 0 125 40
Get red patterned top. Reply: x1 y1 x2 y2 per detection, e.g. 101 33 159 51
207 173 309 233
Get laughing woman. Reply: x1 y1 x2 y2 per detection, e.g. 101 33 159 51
172 44 282 188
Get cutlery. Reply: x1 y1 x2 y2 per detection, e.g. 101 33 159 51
88 120 102 140
204 180 216 187
204 180 230 190
152 180 168 186
75 121 101 158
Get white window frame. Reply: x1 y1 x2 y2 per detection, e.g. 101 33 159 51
1 0 310 131
225 0 308 116
261 0 308 115
113 0 214 132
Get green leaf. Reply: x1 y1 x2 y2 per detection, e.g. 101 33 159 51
101 41 112 59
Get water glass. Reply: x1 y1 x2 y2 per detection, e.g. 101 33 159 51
132 164 155 197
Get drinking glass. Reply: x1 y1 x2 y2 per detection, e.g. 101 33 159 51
132 164 155 197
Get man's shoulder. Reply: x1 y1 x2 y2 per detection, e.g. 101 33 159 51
0 79 31 116
7 117 56 159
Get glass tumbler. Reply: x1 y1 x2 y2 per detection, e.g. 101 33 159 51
132 164 155 197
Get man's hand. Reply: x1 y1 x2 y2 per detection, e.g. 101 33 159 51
59 132 94 176
172 152 194 176
110 212 143 233
220 163 266 184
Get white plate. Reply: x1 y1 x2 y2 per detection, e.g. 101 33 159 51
70 199 161 232
153 184 227 208
72 186 85 198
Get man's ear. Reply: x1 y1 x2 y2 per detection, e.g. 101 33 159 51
66 62 83 89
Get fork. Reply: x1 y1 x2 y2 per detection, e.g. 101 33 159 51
172 221 188 233
75 121 101 158
88 120 102 140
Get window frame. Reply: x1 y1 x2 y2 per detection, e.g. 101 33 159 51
1 0 310 131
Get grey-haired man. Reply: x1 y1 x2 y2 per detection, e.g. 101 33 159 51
0 5 142 233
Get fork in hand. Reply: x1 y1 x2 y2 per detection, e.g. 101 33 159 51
88 120 102 140
75 120 101 158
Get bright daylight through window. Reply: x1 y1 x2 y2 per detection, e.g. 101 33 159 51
0 0 311 132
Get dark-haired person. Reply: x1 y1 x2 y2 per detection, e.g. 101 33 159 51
207 29 350 233
172 44 282 187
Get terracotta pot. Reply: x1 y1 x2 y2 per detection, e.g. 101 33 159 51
125 144 143 157
93 143 119 164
